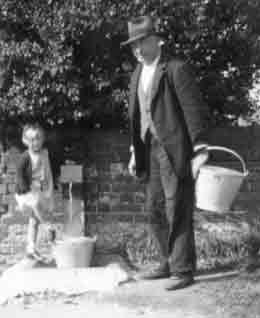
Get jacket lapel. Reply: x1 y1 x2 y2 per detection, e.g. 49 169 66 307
129 55 168 118
150 57 167 114
129 64 142 119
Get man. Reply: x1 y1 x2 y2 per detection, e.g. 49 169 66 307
121 16 211 290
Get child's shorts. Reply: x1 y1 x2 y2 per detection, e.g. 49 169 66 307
15 190 54 221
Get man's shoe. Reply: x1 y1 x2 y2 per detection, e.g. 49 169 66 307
165 272 194 291
139 262 170 280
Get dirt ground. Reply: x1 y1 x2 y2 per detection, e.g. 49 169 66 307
1 268 260 318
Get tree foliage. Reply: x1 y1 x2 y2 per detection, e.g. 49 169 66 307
0 0 259 128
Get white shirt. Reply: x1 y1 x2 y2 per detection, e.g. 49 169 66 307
138 54 161 141
139 54 161 94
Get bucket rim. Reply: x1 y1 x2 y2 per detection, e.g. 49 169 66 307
199 164 248 177
203 146 249 176
55 235 97 244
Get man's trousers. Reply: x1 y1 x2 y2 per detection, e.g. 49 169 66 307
145 136 196 274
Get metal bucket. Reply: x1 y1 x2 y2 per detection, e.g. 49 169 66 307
195 146 249 213
53 236 96 268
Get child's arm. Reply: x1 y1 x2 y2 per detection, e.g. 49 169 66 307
45 149 54 196
15 152 31 194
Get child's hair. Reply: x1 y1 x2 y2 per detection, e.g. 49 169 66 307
22 123 45 147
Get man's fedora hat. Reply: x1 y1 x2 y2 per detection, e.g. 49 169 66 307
121 15 162 46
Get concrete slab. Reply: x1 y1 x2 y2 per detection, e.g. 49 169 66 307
0 260 129 305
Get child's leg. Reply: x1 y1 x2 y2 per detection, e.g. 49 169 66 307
26 216 40 254
31 196 46 224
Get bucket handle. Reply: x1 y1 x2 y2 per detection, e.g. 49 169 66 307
205 146 249 176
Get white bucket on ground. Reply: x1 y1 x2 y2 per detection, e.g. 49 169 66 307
53 236 97 268
195 146 249 213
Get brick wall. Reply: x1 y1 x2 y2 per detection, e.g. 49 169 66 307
83 126 260 220
0 126 260 267
83 130 146 223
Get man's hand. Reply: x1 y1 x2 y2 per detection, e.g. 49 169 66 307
191 145 209 179
128 152 136 177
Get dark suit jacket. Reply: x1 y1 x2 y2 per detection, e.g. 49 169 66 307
128 54 211 179
15 148 54 194
15 151 33 194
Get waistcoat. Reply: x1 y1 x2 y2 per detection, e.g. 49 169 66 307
138 75 158 141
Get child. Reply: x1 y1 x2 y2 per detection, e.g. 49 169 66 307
15 123 54 260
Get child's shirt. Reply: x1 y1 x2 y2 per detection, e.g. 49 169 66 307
16 148 53 195
30 149 53 194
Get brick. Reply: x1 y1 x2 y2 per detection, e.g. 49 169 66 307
236 192 260 201
112 214 134 223
84 182 98 194
112 182 141 193
134 214 150 224
6 164 17 173
88 213 134 223
7 183 16 194
98 192 112 205
111 142 128 151
91 142 111 154
120 192 134 203
0 203 8 215
110 151 121 163
0 184 7 194
93 156 110 168
4 174 16 183
245 181 260 192
97 170 111 178
110 162 125 177
97 202 110 212
87 192 99 203
111 203 143 213
92 174 112 183
60 165 83 183
231 201 254 211
2 214 28 225
0 255 7 265
85 209 97 216
111 149 129 162
84 165 98 178
98 183 111 192
135 192 146 203
101 192 120 207
2 194 14 204
108 133 129 146
86 214 104 223
112 174 133 183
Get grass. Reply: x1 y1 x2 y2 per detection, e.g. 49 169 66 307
87 209 260 272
